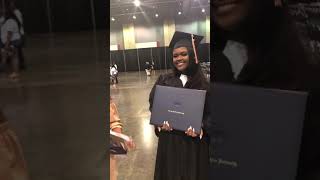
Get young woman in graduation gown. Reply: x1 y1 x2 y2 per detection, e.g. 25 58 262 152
210 0 320 179
149 32 210 180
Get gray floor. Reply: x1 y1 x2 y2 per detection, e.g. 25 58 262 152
0 31 107 180
110 70 169 180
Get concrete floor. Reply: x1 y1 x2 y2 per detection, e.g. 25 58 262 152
0 31 107 180
110 70 169 180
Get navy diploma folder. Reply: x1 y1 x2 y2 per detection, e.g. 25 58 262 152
209 83 308 180
150 85 206 134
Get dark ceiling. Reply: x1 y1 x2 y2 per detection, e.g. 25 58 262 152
110 0 210 25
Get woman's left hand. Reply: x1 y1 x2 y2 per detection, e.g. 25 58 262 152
185 126 203 139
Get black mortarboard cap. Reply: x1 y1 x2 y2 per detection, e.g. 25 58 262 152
169 31 204 49
169 31 204 64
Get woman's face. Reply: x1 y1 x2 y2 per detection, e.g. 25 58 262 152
212 0 258 31
173 47 190 72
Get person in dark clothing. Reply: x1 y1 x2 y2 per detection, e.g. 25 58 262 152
149 31 209 180
209 0 320 179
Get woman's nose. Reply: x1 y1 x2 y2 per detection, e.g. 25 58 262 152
175 55 183 60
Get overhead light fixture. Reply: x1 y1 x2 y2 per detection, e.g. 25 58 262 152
178 11 182 15
134 0 140 7
155 13 159 18
133 15 137 19
111 17 115 21
202 8 205 13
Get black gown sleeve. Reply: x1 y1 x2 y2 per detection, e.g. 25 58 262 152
149 74 165 111
211 49 234 82
149 74 165 136
297 83 320 179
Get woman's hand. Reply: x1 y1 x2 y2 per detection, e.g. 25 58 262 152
185 126 204 139
157 121 173 132
125 137 136 150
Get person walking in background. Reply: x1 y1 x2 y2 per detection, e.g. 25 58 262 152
0 7 22 80
110 65 118 84
113 63 117 71
145 61 152 76
8 0 25 71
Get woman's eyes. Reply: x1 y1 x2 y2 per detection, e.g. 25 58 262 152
173 53 188 58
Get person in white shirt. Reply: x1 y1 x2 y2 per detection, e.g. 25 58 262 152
113 63 117 70
0 9 22 79
110 65 118 84
9 0 26 70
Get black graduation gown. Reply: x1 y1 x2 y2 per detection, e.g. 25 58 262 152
149 73 209 180
210 48 320 180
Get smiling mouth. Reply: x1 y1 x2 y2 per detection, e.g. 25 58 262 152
176 62 185 66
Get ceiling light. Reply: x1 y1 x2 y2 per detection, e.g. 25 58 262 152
133 15 137 19
155 13 159 18
111 17 115 21
134 0 140 7
202 8 205 13
178 11 182 15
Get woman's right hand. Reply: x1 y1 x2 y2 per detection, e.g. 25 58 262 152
125 137 136 150
157 121 173 132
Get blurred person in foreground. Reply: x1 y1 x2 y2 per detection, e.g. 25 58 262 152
0 109 29 180
109 99 135 180
210 0 320 179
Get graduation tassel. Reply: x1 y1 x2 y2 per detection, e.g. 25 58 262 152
191 34 199 64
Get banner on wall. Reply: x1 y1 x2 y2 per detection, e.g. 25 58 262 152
110 45 120 51
136 42 159 49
